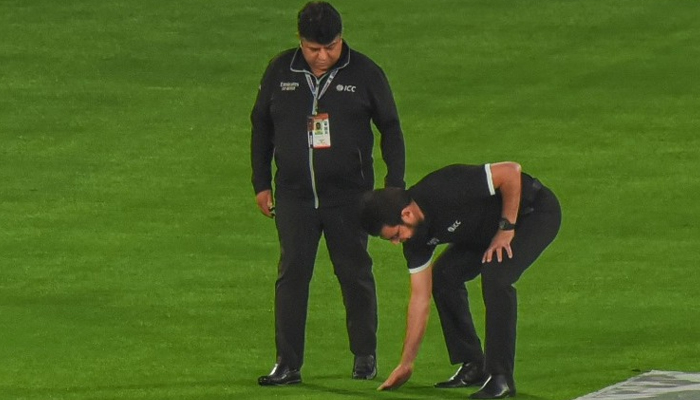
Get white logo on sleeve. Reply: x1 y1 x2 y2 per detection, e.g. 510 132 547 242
447 220 461 232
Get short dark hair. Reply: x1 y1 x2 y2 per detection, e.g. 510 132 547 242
359 188 412 236
297 1 342 44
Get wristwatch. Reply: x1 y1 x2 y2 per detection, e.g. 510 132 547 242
498 217 516 231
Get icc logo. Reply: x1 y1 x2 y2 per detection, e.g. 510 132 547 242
447 220 461 232
336 84 356 92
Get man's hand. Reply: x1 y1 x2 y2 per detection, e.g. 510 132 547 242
255 190 275 218
482 229 515 263
377 363 413 391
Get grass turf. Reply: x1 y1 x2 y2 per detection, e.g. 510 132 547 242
1 0 699 399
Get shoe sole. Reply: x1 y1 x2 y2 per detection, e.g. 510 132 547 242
435 378 489 388
352 369 377 380
259 379 301 386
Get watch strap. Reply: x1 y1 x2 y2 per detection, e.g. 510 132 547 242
499 217 516 231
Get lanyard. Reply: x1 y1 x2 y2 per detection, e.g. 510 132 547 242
304 69 338 115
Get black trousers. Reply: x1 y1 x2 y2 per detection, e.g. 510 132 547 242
272 197 377 369
431 186 562 383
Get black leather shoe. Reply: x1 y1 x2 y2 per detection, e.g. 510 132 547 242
435 361 488 388
469 375 515 399
258 364 302 386
352 355 377 380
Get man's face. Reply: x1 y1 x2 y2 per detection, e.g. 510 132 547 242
299 35 343 76
378 208 424 245
379 224 415 245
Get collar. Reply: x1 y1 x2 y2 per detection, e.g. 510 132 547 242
290 41 351 76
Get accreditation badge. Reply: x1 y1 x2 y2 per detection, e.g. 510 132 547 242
307 113 331 149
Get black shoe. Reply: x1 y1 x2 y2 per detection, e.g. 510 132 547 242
469 375 515 399
258 363 302 386
352 355 377 380
435 361 488 388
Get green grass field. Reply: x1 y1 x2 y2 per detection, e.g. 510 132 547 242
2 1 699 399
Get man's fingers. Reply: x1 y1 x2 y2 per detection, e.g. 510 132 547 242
377 380 392 391
482 249 492 264
483 246 514 264
257 203 275 218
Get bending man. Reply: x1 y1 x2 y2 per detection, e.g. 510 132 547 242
359 162 561 399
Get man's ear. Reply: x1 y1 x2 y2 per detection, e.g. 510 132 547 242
400 206 413 223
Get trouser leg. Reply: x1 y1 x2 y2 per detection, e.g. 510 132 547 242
273 200 322 369
481 273 518 379
432 245 485 365
481 188 562 383
322 203 377 356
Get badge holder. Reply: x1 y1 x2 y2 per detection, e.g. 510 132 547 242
307 113 331 149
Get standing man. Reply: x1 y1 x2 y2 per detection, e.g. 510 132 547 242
359 162 561 399
250 1 406 386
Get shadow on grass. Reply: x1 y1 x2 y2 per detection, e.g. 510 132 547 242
302 375 551 400
303 382 467 399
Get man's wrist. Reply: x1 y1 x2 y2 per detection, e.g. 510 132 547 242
498 217 516 231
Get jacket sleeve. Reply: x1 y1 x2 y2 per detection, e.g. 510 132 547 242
369 66 406 189
250 61 276 195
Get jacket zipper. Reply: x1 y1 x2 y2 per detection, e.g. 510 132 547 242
308 74 320 209
308 145 319 209
305 70 338 209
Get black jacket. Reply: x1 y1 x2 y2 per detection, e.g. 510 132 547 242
251 42 405 208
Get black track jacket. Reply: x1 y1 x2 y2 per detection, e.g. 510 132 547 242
251 42 406 208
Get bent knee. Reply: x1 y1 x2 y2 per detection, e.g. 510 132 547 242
480 266 519 289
